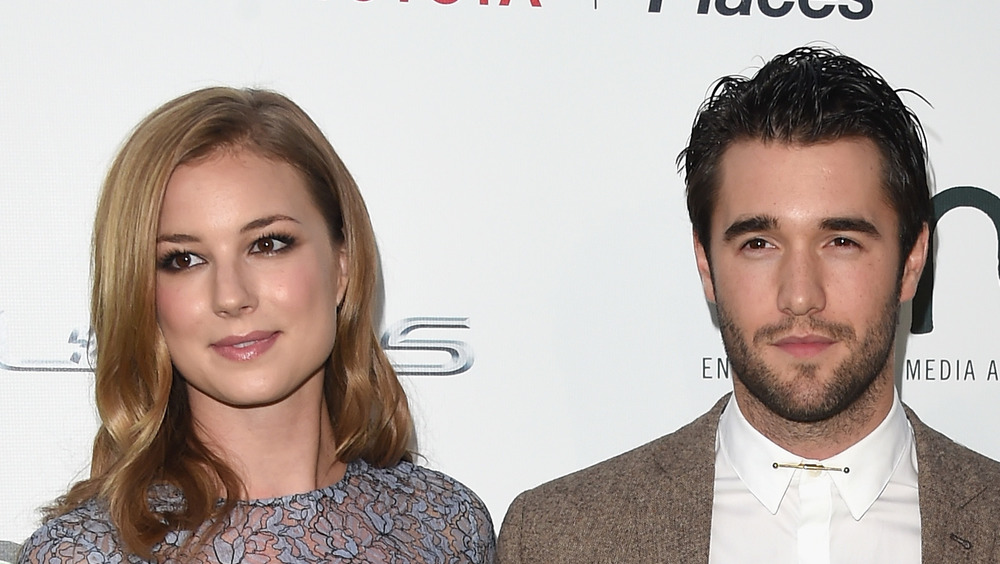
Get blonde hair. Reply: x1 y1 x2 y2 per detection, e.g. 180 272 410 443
50 87 413 557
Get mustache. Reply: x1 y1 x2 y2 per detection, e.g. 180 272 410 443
751 316 856 345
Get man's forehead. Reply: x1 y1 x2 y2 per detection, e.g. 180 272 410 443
711 138 895 230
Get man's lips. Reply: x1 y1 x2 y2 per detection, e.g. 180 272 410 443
772 335 836 358
211 331 279 361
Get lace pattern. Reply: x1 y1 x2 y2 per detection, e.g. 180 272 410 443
19 460 495 563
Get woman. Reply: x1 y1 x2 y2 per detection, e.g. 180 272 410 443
19 87 495 563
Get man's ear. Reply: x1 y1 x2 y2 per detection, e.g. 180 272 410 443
693 231 717 304
899 223 930 303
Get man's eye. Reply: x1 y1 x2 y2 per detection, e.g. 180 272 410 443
830 236 860 248
743 238 772 250
250 234 294 255
158 252 205 271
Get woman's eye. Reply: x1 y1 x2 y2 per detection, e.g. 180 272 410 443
159 252 205 271
251 235 292 255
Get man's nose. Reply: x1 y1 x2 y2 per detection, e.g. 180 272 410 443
776 248 826 317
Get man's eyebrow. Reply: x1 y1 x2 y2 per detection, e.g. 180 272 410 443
723 215 777 242
820 217 881 238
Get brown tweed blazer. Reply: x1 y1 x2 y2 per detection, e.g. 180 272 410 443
498 396 1000 563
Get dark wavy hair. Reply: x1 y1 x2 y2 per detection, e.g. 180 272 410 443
678 46 932 262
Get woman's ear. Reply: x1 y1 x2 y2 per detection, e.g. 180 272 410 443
336 246 349 307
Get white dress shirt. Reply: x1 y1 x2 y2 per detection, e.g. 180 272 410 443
708 393 921 564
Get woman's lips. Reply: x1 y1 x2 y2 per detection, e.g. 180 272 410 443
211 331 279 361
773 335 835 358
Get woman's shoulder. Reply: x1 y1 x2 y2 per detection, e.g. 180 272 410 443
342 459 497 561
18 486 185 563
353 459 490 513
17 500 128 563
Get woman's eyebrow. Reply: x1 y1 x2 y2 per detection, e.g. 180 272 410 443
241 214 300 233
156 215 302 244
156 233 198 244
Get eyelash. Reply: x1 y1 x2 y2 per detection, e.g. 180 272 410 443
156 233 297 272
737 236 862 254
830 236 860 248
157 250 203 271
251 232 296 255
741 238 773 251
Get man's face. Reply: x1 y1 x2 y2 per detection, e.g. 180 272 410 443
693 138 927 423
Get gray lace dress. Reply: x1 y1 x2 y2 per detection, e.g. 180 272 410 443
18 459 495 563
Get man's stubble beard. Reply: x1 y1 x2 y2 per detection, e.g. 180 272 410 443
716 290 900 424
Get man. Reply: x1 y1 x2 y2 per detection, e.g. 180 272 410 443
497 47 1000 563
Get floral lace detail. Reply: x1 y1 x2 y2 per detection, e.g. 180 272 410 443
18 460 495 563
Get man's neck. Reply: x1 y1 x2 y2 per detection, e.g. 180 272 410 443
732 372 895 460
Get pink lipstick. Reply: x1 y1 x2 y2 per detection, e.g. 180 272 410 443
211 331 279 361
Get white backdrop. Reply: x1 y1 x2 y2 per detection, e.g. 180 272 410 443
2 0 1000 554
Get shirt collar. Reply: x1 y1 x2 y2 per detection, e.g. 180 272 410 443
717 393 915 520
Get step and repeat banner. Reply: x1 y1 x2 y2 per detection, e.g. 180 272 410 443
2 0 999 555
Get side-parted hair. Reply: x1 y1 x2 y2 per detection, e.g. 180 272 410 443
50 87 413 557
678 46 933 262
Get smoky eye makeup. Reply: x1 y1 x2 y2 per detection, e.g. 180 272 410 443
157 250 205 271
249 232 297 255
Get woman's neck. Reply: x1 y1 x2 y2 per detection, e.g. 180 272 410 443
189 377 347 500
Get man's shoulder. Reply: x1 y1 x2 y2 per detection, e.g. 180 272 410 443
497 397 726 564
516 432 673 504
906 405 1000 477
906 405 1000 495
905 405 1000 560
518 396 725 503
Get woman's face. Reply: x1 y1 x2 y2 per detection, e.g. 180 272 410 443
155 150 347 415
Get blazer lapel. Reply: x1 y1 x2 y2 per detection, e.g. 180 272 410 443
644 400 999 562
908 406 999 562
646 395 729 563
